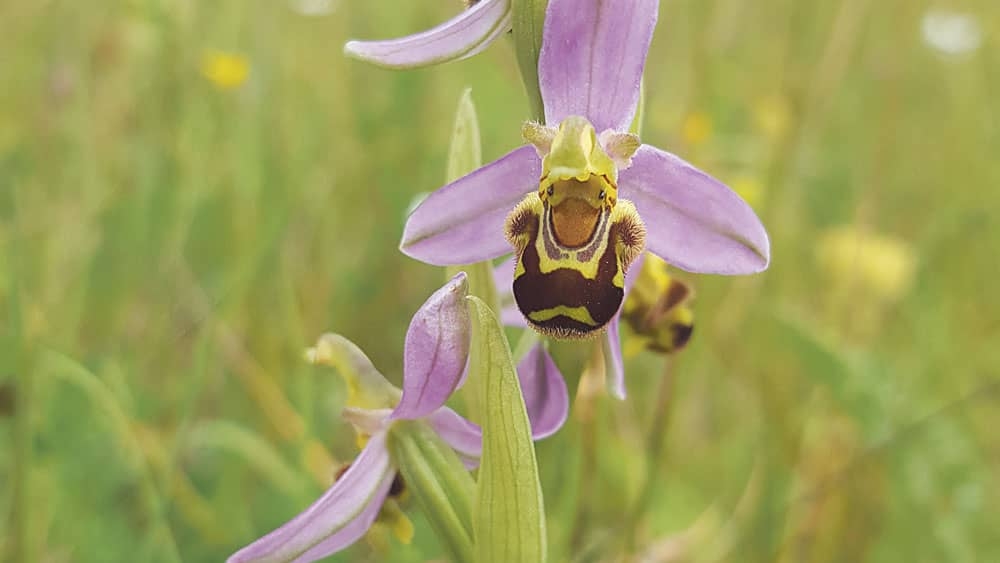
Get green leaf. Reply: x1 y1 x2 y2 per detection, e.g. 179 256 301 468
468 296 547 563
444 90 497 425
446 88 483 184
444 90 497 315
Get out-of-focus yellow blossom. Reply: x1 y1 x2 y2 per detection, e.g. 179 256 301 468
816 225 917 302
729 174 764 211
200 50 250 90
621 254 695 356
681 111 713 147
753 95 792 142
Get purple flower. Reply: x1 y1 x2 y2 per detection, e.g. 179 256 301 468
344 0 511 69
228 274 567 563
401 0 769 396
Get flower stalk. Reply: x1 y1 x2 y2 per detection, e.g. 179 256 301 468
8 255 36 563
511 0 548 120
387 421 477 563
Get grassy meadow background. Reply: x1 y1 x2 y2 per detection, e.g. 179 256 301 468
3 0 999 561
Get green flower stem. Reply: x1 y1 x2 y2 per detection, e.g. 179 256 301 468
568 340 604 553
623 357 676 554
9 256 35 563
511 0 547 121
387 420 477 563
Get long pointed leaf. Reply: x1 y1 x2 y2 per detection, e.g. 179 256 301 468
468 296 546 563
443 89 497 423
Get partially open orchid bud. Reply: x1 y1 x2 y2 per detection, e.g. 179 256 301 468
622 255 695 355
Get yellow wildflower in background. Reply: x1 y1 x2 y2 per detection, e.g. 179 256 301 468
817 225 917 303
200 50 249 90
729 174 764 211
753 95 792 142
681 110 713 147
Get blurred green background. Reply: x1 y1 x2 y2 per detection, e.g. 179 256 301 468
2 0 998 561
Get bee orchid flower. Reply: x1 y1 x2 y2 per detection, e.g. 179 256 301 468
401 0 769 390
228 274 567 563
344 0 511 69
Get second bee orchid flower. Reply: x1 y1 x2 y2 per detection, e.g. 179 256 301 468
228 274 568 563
